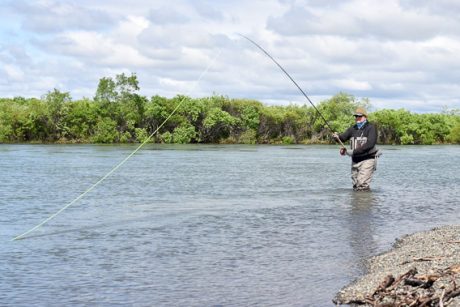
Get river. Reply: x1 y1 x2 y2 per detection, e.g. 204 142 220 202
1 144 459 306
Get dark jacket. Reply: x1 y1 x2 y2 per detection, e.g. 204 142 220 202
338 121 378 163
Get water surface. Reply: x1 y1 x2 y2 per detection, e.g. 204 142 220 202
1 144 459 306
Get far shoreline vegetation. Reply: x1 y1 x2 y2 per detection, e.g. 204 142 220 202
1 73 459 145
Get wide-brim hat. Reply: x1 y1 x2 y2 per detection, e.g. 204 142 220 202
353 107 368 117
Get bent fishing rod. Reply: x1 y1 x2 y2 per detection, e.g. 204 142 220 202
239 34 346 148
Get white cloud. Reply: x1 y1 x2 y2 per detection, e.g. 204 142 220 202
110 15 150 46
1 0 459 112
10 0 116 33
334 79 372 91
148 6 190 25
267 0 459 41
3 64 25 81
41 27 155 68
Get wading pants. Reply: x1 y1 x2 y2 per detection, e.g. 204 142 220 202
351 158 376 191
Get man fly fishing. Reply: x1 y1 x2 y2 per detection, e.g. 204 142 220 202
238 34 381 191
332 108 380 191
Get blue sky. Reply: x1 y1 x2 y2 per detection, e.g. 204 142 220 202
1 0 460 113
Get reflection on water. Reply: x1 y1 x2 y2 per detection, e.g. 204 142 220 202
347 191 379 273
1 144 459 306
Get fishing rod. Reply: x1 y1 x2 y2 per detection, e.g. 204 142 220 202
238 34 346 148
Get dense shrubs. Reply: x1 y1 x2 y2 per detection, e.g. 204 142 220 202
0 74 458 144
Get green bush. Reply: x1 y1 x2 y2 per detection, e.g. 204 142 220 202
449 123 460 143
282 136 295 144
91 118 118 143
161 131 173 144
172 124 197 144
0 74 458 145
239 129 257 144
400 134 414 145
135 128 149 143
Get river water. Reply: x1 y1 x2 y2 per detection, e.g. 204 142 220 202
1 144 459 306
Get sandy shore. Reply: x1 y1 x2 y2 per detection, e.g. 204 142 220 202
333 225 460 306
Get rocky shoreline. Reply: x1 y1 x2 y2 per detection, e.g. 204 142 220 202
334 225 460 306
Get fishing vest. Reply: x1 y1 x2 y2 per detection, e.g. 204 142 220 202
340 121 378 162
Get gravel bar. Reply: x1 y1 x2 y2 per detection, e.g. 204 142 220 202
334 225 460 306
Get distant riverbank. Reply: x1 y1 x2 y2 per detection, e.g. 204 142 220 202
2 81 459 145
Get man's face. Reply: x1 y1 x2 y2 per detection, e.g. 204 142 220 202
354 115 366 123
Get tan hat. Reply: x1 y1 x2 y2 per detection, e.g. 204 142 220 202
353 107 368 117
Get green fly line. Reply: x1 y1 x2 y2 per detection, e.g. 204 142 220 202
12 49 221 241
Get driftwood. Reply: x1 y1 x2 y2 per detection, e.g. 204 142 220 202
354 264 460 307
401 257 447 265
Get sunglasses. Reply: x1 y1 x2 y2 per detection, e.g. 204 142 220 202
354 115 363 118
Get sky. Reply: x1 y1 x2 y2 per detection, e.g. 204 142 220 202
1 0 460 113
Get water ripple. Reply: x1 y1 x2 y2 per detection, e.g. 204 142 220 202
1 144 459 306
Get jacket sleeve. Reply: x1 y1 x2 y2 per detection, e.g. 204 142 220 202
353 124 377 155
338 127 353 142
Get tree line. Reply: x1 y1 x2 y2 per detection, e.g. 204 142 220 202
1 73 459 145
